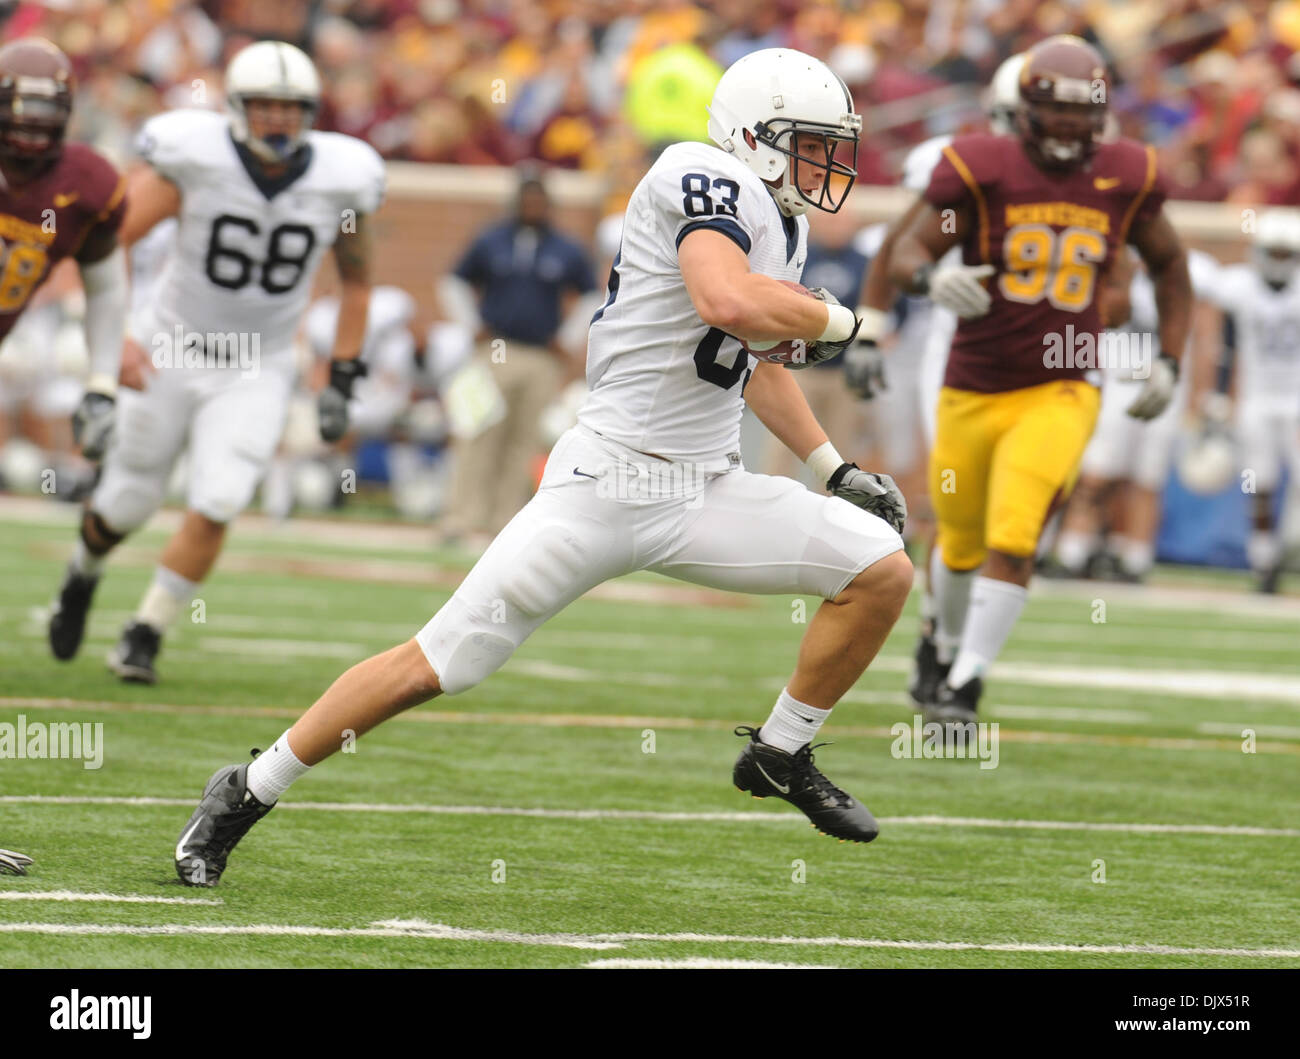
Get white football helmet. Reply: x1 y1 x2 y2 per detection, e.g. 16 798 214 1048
707 48 862 216
225 40 321 164
1252 207 1300 287
986 53 1026 135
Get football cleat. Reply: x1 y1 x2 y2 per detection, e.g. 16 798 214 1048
908 625 950 709
733 726 879 842
175 757 273 887
107 620 161 684
48 564 99 661
923 675 983 729
1257 565 1282 595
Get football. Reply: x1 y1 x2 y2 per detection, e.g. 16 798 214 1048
741 279 816 365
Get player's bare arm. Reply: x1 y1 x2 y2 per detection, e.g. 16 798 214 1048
329 210 372 362
744 359 828 460
1130 208 1191 369
317 211 373 441
118 164 180 249
1099 247 1136 329
678 228 844 343
888 202 966 291
863 195 929 310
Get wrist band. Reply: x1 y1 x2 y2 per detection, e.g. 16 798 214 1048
805 441 844 487
817 303 857 344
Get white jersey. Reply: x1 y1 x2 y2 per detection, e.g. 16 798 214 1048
138 108 385 355
1201 261 1300 412
578 141 808 470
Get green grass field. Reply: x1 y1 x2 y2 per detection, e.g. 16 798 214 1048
1 499 1298 969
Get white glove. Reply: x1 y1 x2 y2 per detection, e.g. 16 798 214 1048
843 342 886 399
1126 354 1179 421
928 263 995 318
827 463 907 534
72 391 116 461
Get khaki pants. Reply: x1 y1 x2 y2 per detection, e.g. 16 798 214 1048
443 341 563 537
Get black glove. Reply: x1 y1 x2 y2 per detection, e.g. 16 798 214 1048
0 848 33 876
72 391 116 461
319 358 367 442
786 287 862 370
828 462 907 534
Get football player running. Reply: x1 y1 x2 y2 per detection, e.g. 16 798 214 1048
0 39 128 472
849 53 1025 705
174 48 914 887
47 41 384 682
888 35 1192 728
1198 208 1300 592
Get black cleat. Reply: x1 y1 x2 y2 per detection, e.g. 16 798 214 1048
175 758 273 887
107 621 162 684
908 627 950 709
0 848 33 875
923 675 983 727
733 726 879 842
48 564 99 661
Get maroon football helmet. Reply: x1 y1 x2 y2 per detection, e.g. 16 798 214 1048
1016 35 1109 171
0 38 75 175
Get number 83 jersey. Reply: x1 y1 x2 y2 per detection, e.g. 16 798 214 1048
579 141 808 471
136 108 385 354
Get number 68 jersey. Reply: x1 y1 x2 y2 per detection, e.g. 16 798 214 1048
136 108 385 354
579 140 808 471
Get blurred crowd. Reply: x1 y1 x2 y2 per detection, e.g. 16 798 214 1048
2 0 1299 203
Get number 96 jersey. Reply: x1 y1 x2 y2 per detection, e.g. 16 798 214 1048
137 108 385 355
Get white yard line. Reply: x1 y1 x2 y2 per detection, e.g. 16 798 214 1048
1 794 1295 837
1 917 1294 960
0 890 220 905
584 958 838 969
3 695 1297 754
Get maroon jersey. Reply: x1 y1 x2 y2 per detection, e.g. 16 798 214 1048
925 133 1166 393
0 143 125 341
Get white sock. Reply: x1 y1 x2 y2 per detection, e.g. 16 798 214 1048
246 730 312 806
947 576 1029 690
1113 535 1154 577
931 551 974 664
1055 530 1093 574
136 565 198 634
759 687 831 754
72 538 105 577
1247 531 1281 573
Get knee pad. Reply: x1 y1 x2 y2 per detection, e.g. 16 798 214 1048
416 597 518 696
91 467 165 535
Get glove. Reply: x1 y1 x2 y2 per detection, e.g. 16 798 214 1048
319 358 368 442
789 287 861 370
0 848 33 875
843 342 886 399
72 390 116 461
924 262 996 318
827 462 908 534
1126 354 1178 421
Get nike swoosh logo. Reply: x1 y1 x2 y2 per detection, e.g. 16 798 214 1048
572 467 598 479
175 819 202 863
54 192 79 207
754 759 790 795
1093 177 1120 190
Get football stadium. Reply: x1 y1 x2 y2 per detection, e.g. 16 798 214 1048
0 0 1297 999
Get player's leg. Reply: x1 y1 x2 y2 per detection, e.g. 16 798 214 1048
175 432 637 885
489 343 562 533
651 470 910 841
917 385 1000 711
1242 413 1285 592
109 364 293 682
1108 411 1180 582
940 380 1101 718
48 370 190 661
